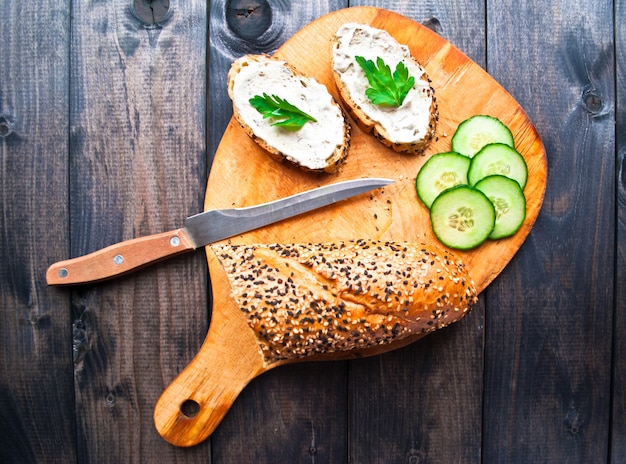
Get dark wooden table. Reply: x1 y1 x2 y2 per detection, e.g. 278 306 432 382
1 0 623 462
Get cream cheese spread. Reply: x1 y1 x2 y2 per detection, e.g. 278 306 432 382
332 23 434 145
231 57 346 171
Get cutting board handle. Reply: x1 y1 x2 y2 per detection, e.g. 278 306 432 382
154 274 267 447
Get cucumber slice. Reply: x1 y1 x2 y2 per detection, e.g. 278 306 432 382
474 175 527 239
430 185 496 250
451 115 514 158
468 143 528 189
416 152 470 208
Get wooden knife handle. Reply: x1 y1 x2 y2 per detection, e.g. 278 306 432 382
46 228 195 285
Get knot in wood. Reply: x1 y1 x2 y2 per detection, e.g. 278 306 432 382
422 17 441 33
72 318 88 364
226 0 272 41
0 114 13 137
581 85 604 116
105 392 116 407
405 446 423 463
132 0 171 26
563 402 582 435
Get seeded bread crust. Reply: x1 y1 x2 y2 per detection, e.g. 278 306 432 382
227 54 351 173
331 26 438 155
212 240 477 363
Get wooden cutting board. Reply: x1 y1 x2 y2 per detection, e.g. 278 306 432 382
154 6 547 447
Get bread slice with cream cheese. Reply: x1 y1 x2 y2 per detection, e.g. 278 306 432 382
227 54 351 172
331 23 438 155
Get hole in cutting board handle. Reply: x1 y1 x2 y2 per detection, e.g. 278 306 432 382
181 399 200 418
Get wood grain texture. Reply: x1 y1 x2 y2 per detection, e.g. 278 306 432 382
68 0 210 461
482 0 616 462
0 3 77 463
0 1 622 462
210 361 349 463
612 0 626 460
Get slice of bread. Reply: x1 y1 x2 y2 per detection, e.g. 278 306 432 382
331 23 438 155
227 54 351 173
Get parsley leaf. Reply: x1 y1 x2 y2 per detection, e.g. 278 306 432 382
355 56 415 107
249 93 317 131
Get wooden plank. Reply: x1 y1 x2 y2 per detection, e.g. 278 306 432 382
210 362 349 462
0 1 617 462
0 3 77 463
342 1 485 462
68 0 210 461
207 2 349 461
612 0 626 461
483 0 615 462
0 3 76 463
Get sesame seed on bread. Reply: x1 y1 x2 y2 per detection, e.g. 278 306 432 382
212 240 477 363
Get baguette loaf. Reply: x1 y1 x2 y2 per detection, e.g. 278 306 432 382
331 23 438 155
212 240 477 362
227 54 351 173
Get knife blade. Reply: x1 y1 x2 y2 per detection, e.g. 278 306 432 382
46 177 393 286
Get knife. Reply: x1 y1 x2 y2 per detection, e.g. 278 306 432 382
46 177 393 286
